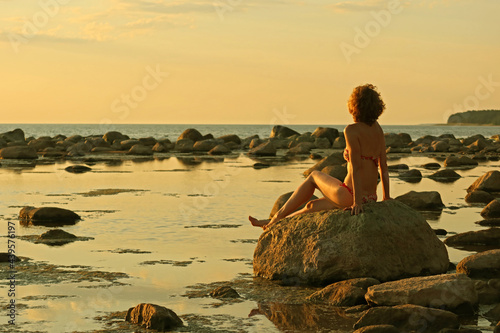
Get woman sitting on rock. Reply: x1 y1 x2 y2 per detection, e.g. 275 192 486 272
250 84 391 229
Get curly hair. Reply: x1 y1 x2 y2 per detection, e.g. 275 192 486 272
347 84 386 125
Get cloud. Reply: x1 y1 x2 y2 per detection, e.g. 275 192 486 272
329 0 390 13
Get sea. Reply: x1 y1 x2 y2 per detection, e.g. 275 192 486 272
0 123 498 332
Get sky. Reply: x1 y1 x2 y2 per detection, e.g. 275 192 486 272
0 0 499 125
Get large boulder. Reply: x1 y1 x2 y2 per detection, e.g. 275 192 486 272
465 190 495 204
178 128 203 142
468 171 500 193
0 128 25 142
19 206 80 226
217 134 241 145
311 127 339 145
365 273 477 313
125 303 183 331
481 199 500 218
457 249 500 279
395 191 445 210
253 200 449 285
270 125 300 139
353 304 459 333
303 152 345 177
306 277 380 306
269 191 318 219
0 146 38 159
248 141 276 156
444 156 478 167
103 131 129 144
193 140 219 152
384 133 406 148
127 144 153 156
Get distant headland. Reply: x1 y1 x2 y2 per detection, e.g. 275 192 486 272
447 110 500 125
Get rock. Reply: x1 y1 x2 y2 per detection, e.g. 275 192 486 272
386 147 412 154
303 152 345 177
178 128 203 142
209 144 231 155
429 169 461 182
127 144 153 155
270 125 300 139
287 142 314 155
311 127 339 145
38 229 77 240
365 273 477 313
0 128 25 142
209 286 240 299
422 162 441 170
65 135 83 143
119 139 140 150
353 304 459 332
310 153 322 160
465 190 495 204
496 321 500 333
253 162 270 169
103 131 129 143
254 200 449 285
152 142 168 152
321 165 347 181
474 279 500 305
476 218 500 227
67 142 92 157
19 206 80 226
387 164 409 172
353 325 399 333
289 133 315 148
434 229 448 236
217 134 241 145
444 228 500 248
384 133 406 148
241 135 259 148
467 171 500 193
91 147 113 153
268 191 318 219
125 303 183 331
193 139 219 152
398 169 422 183
0 146 38 159
28 137 55 151
174 139 194 153
0 252 20 262
306 277 380 306
444 156 478 167
395 191 445 210
314 137 331 149
439 329 482 333
248 138 264 149
65 165 92 173
432 140 450 152
332 136 346 148
482 199 500 218
485 304 500 322
248 141 276 156
457 249 500 279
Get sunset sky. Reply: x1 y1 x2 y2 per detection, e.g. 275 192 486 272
0 0 499 125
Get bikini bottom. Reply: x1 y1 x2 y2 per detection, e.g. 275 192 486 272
340 183 377 204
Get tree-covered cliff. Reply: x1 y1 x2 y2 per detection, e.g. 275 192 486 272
447 110 500 125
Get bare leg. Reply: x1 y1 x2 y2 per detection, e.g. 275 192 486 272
249 216 269 227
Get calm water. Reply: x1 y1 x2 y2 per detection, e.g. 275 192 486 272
0 124 498 332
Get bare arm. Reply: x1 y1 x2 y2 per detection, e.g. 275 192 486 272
344 125 363 209
379 135 391 200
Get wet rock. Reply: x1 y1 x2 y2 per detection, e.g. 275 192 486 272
209 286 240 299
138 137 157 146
468 171 500 193
395 191 445 210
365 273 477 313
481 199 500 218
429 169 461 182
28 137 55 151
465 190 495 204
269 191 318 219
398 169 422 183
353 325 399 333
174 139 194 153
432 140 450 152
434 228 448 236
444 228 500 249
332 136 346 149
270 125 300 139
248 141 276 156
387 164 409 172
457 249 500 279
474 279 500 304
67 142 92 156
253 162 270 169
255 200 449 285
127 144 153 155
444 156 478 167
303 152 345 177
209 144 231 155
353 304 459 332
289 133 315 148
287 142 314 155
315 137 331 149
311 127 339 145
486 304 500 323
217 134 241 145
193 139 219 152
307 277 380 306
0 128 25 142
91 147 113 153
178 128 203 142
249 138 264 149
125 303 183 331
65 165 92 173
310 153 323 160
0 146 38 159
103 131 129 143
462 134 486 146
476 218 500 227
19 206 80 226
241 135 259 148
321 165 347 182
422 162 441 170
384 133 406 148
0 252 20 262
152 142 168 152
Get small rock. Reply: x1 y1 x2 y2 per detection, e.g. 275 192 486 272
253 163 270 169
421 162 441 170
270 125 300 139
309 153 322 160
465 190 495 204
398 169 422 183
387 164 409 172
444 228 500 249
395 191 445 210
476 218 500 227
444 156 478 167
178 128 203 142
434 228 448 236
429 169 461 182
125 303 183 331
65 165 92 173
209 144 231 155
468 170 500 193
19 206 80 226
0 252 20 262
481 199 500 218
38 229 77 240
248 141 276 156
306 277 380 306
456 249 500 279
209 286 240 299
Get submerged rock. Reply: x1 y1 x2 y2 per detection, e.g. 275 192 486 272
19 206 80 226
65 165 92 173
209 286 240 299
365 273 477 313
395 191 445 210
398 169 422 183
457 249 500 279
254 200 449 285
306 277 380 306
125 303 183 331
468 170 500 193
428 169 461 182
444 156 478 167
353 304 459 332
421 162 441 170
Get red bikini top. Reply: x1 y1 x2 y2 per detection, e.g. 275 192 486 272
344 148 379 167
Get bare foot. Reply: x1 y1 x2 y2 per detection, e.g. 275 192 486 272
249 216 270 228
248 308 262 317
